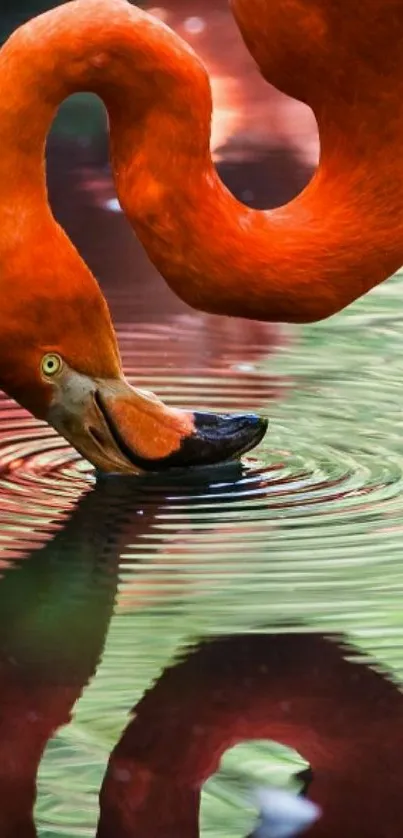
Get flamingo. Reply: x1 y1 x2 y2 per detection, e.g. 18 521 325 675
0 3 273 476
1 0 401 470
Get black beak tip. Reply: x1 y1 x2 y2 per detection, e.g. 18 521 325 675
236 413 268 439
226 413 269 450
190 410 269 465
194 410 267 435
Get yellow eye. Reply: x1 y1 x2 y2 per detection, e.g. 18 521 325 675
41 353 63 377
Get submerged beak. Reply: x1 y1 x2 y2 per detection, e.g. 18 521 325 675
48 370 268 475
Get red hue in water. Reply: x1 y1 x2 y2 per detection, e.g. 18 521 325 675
1 480 401 838
98 632 403 838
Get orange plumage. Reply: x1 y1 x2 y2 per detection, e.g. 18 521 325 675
0 0 399 467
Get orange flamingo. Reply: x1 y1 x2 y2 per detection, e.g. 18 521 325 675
0 4 271 476
2 0 401 471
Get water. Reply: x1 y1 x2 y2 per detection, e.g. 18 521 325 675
3 3 403 835
2 205 403 835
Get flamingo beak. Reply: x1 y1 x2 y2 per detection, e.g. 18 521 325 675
47 370 268 474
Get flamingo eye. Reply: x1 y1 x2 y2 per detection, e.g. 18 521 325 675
41 353 63 377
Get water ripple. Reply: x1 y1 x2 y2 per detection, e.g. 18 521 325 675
0 280 398 837
0 305 403 565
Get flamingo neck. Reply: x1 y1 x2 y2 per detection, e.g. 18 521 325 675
0 2 202 214
2 0 403 324
97 633 403 838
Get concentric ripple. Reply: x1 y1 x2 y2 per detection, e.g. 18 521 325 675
2 275 403 837
1 287 403 574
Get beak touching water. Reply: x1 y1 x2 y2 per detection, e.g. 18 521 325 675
47 368 268 474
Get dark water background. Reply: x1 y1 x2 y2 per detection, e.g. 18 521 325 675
1 2 403 836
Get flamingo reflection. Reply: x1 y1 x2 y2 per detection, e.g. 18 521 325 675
0 462 269 835
0 468 396 838
98 631 403 838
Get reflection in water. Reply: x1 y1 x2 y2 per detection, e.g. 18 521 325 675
0 463 271 835
3 479 401 838
248 787 320 838
0 484 119 837
0 461 332 837
248 788 320 838
98 632 403 838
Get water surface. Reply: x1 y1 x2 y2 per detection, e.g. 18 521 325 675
1 199 403 834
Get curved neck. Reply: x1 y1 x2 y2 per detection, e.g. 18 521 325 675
3 0 403 326
98 633 403 838
0 0 210 252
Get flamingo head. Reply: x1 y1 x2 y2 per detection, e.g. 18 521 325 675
0 269 267 474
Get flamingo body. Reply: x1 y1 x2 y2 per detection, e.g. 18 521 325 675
0 0 401 464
